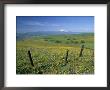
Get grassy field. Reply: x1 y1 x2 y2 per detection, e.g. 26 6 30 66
16 33 94 74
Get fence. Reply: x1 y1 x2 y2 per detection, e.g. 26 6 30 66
27 45 94 67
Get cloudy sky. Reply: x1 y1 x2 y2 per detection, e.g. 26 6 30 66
16 16 94 33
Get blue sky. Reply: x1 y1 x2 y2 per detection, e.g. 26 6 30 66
16 16 94 33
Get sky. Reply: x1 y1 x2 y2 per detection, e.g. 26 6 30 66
16 16 94 33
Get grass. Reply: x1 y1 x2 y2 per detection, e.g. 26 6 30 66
16 33 94 74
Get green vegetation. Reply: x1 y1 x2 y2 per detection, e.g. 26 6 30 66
16 33 94 74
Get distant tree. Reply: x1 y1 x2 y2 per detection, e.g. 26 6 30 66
80 40 85 43
67 38 70 40
74 41 79 44
55 40 62 43
73 38 76 40
44 39 48 41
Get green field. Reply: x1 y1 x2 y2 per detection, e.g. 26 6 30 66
16 33 94 74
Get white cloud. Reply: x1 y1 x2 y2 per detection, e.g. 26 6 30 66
59 29 68 32
59 29 65 32
24 21 60 27
51 24 60 26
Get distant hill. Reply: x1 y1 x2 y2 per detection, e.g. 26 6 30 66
16 31 93 40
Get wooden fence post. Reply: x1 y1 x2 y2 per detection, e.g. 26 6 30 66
28 50 34 67
65 49 69 65
79 45 84 57
92 50 94 57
